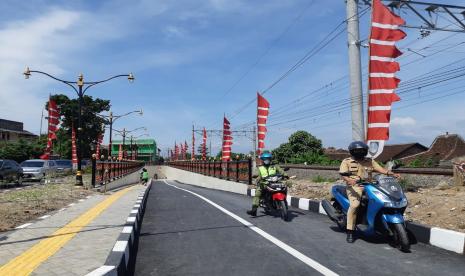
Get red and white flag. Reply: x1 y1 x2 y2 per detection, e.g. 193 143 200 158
184 141 188 160
202 128 207 160
174 142 179 160
72 126 78 170
257 93 270 155
41 98 60 160
222 116 232 161
95 133 104 160
192 129 195 160
366 0 405 158
118 144 123 160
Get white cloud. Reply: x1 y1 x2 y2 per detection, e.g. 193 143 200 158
391 116 416 127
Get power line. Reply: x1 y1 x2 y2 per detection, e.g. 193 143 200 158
227 7 371 121
218 0 315 99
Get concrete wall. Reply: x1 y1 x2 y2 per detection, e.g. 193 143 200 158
103 170 141 191
152 165 249 195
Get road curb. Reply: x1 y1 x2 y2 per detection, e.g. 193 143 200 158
86 180 152 276
246 187 465 255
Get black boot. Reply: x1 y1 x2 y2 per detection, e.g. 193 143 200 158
246 207 257 216
346 230 355 243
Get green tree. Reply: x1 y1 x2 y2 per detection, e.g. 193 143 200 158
48 94 109 159
272 131 323 163
216 151 247 160
0 138 46 163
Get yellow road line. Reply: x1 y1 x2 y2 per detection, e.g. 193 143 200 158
0 186 135 276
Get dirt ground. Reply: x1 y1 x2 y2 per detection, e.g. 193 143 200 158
0 175 95 231
285 179 465 233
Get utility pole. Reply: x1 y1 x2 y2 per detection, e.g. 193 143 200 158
252 125 257 173
346 0 365 141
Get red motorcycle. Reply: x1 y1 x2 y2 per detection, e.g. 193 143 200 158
260 174 289 221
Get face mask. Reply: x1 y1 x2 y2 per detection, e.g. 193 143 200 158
263 159 271 166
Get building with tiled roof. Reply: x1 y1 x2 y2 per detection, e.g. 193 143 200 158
400 133 465 166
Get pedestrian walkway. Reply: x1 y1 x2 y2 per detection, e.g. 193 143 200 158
0 184 146 276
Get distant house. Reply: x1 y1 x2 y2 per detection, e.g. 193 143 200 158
400 133 465 166
325 143 429 164
0 118 37 142
376 143 428 163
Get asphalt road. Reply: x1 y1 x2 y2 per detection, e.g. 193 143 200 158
134 180 465 276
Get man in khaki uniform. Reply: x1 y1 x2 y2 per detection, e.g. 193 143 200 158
339 141 400 243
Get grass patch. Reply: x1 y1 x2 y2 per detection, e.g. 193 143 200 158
312 175 337 183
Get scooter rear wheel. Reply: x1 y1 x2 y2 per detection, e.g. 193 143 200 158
279 201 289 222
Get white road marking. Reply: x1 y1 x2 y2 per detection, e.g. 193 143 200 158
15 223 33 229
78 199 85 202
163 180 338 276
68 203 75 207
39 215 51 219
58 208 66 212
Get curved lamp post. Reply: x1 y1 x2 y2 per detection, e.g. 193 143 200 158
130 133 149 160
23 67 134 185
98 109 143 158
114 127 147 159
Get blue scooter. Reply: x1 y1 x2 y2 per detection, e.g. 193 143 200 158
322 175 410 252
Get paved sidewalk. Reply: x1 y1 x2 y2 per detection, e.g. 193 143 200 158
0 184 146 275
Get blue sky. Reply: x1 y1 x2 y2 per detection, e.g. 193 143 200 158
1 0 464 156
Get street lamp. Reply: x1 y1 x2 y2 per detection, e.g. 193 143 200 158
130 133 149 160
114 127 147 159
23 67 134 186
97 109 143 158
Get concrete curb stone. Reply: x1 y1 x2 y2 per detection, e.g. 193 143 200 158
86 179 153 276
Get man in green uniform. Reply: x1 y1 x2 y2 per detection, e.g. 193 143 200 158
247 152 287 216
339 141 400 243
141 168 149 186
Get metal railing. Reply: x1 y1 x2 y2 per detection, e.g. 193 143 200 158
279 164 453 176
167 159 253 184
92 160 144 188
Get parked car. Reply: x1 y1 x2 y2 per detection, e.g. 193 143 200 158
81 159 91 169
21 159 58 181
0 159 23 185
55 159 73 174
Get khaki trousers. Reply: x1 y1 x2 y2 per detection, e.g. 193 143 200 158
346 184 364 230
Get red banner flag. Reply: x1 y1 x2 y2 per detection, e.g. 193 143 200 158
192 129 195 160
41 98 60 160
174 142 179 161
184 141 188 160
72 126 78 170
95 133 104 160
257 93 269 155
118 144 123 160
222 116 232 161
202 128 207 160
366 0 405 158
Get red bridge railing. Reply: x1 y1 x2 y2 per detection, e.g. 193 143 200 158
92 160 144 188
167 159 253 184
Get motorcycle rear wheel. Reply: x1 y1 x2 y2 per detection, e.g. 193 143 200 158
278 200 289 222
391 223 410 252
